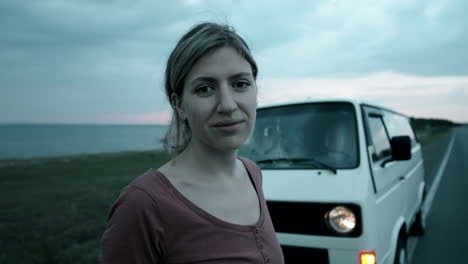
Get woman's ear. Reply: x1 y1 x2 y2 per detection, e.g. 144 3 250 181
254 83 258 107
171 93 186 120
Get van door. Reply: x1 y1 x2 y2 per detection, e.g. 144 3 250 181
362 106 408 259
382 112 424 225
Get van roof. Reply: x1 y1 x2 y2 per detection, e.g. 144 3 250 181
257 98 408 118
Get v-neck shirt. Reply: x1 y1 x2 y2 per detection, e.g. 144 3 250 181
100 157 284 264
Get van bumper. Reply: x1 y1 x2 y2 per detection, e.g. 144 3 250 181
278 233 379 264
281 245 369 264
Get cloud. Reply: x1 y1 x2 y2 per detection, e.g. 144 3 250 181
183 0 203 6
0 0 467 124
255 0 468 77
258 71 468 122
101 111 172 124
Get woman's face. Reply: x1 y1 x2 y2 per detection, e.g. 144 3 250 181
176 46 257 153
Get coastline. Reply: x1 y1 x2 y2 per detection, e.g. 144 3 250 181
0 149 167 168
0 123 168 161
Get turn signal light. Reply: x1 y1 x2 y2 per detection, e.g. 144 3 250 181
359 250 376 264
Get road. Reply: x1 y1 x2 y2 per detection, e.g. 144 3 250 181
410 126 468 263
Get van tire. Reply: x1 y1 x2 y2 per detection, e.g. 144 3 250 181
394 233 408 264
410 187 427 236
411 210 426 236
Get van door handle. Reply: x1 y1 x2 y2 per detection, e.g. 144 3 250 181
399 175 406 181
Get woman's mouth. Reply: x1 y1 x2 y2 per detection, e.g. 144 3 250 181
213 120 245 133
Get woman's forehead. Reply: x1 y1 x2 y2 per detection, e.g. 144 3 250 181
185 47 253 83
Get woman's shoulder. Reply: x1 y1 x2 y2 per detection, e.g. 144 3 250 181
130 168 165 191
110 169 170 212
111 170 162 210
238 156 260 171
238 156 262 183
102 170 166 263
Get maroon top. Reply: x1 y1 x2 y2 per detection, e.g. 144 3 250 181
100 157 284 264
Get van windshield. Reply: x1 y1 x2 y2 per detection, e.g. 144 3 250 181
239 102 359 170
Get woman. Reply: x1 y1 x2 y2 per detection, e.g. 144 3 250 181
100 22 284 264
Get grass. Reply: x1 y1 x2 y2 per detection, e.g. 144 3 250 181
0 124 454 264
0 151 170 264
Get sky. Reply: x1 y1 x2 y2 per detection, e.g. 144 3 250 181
1 0 467 124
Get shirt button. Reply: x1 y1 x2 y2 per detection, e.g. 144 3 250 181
255 228 259 234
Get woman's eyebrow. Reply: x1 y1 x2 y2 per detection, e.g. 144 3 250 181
229 72 252 80
188 76 217 86
189 72 252 85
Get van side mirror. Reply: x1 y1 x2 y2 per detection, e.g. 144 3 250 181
381 136 411 167
391 136 411 160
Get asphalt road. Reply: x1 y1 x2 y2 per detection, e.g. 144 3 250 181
420 130 454 189
410 126 468 263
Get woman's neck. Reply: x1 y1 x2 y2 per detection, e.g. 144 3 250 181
176 142 241 180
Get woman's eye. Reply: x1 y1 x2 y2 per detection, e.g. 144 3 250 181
195 85 214 96
234 80 250 90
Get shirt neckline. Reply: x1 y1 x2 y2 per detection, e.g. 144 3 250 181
150 158 265 232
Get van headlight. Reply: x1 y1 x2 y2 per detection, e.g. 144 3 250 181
325 206 356 234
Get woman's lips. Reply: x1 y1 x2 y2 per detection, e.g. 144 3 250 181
213 120 244 133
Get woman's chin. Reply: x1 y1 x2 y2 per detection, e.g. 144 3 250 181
212 137 248 152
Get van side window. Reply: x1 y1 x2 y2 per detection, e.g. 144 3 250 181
368 116 391 162
383 114 416 146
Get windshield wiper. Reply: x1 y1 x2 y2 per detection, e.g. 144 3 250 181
255 157 337 174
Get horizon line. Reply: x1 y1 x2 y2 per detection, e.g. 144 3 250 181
0 118 466 126
0 122 170 126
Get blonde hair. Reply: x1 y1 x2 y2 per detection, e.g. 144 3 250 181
163 22 258 155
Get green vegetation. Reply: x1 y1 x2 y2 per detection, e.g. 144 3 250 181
0 151 170 264
0 117 457 264
410 117 457 145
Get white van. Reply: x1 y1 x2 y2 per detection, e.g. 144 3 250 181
240 99 426 264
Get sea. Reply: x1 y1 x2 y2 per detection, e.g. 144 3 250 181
0 124 168 160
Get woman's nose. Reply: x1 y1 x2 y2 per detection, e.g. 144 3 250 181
217 85 237 114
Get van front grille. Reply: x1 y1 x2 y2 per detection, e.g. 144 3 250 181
282 245 329 264
266 201 362 237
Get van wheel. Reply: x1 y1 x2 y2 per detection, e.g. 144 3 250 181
394 233 408 264
411 209 426 236
411 188 427 236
